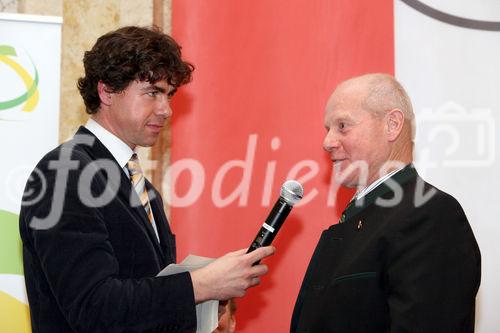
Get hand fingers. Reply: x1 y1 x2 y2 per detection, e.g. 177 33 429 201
229 248 249 256
249 276 261 287
227 246 275 260
249 263 269 278
246 246 275 263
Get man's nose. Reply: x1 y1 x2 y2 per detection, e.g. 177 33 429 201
156 96 172 118
323 130 340 152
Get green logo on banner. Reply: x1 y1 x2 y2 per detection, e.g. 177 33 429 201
0 209 23 275
0 209 31 332
0 45 40 112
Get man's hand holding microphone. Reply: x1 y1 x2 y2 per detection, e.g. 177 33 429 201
190 180 303 303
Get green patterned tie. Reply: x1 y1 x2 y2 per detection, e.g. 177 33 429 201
126 153 153 224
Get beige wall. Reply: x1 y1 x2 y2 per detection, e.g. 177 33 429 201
2 0 173 184
17 0 62 16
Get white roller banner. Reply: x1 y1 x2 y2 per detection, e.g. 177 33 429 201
0 12 62 332
395 1 500 331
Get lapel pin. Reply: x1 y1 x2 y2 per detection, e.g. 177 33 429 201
357 220 363 230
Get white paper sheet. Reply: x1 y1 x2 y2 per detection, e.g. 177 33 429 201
157 255 218 333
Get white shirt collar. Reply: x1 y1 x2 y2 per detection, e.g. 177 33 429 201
354 165 406 201
85 118 134 169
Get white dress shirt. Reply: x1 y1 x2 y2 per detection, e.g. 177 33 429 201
354 166 406 202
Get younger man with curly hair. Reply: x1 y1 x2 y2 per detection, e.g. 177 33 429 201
20 26 274 333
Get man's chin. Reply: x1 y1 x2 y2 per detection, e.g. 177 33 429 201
139 136 160 148
333 160 349 174
336 177 358 189
333 165 364 189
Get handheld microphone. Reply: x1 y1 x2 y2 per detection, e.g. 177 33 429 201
247 180 304 258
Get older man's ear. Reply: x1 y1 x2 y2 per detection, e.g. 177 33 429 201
385 108 405 142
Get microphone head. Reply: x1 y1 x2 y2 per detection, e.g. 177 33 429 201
280 180 304 206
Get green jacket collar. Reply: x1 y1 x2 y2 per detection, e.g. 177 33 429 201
339 164 417 223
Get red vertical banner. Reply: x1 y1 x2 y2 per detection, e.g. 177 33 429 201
171 1 393 331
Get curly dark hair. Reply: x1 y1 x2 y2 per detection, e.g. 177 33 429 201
77 26 194 114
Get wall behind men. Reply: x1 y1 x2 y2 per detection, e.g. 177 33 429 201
3 0 497 332
395 1 500 331
170 1 394 332
171 0 499 332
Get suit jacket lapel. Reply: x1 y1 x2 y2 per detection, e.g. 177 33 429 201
344 164 418 221
146 180 174 264
74 126 165 262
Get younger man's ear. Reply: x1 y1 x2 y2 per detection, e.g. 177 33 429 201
386 108 405 142
97 81 112 106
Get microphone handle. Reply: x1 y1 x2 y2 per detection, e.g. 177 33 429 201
247 197 292 263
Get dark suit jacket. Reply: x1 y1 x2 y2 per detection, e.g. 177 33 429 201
20 127 197 333
291 165 481 333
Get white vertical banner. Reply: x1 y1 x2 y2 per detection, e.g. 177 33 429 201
395 1 500 331
0 12 62 332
